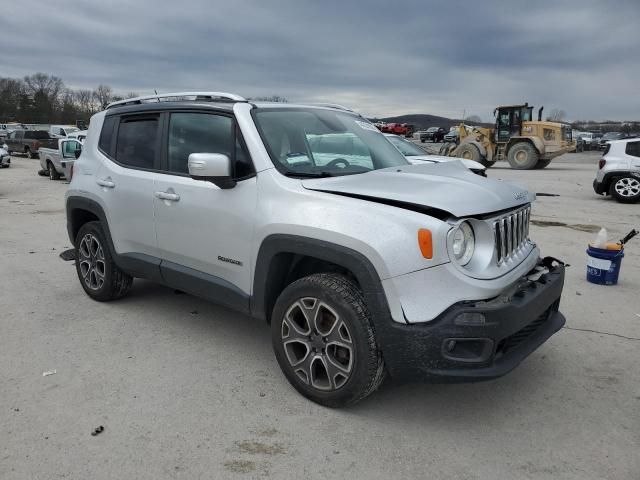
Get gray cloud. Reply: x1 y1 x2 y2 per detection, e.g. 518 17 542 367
2 0 639 120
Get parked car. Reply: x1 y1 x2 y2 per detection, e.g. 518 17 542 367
419 126 447 143
49 125 81 139
67 130 88 143
66 92 566 407
577 132 596 151
444 128 459 143
385 123 415 137
39 137 83 180
0 145 10 168
4 130 57 158
384 133 486 176
593 139 640 203
598 132 627 149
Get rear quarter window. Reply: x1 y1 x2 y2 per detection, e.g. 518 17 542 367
98 116 117 157
625 141 640 158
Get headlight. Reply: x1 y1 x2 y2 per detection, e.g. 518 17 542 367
451 221 475 265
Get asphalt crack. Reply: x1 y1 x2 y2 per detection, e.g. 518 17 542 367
564 326 640 341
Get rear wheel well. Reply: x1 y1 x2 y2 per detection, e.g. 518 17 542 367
262 253 359 323
69 208 100 242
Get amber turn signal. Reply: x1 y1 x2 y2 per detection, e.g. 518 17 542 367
418 229 433 259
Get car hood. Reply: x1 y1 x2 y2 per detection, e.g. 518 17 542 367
302 162 533 217
408 155 484 171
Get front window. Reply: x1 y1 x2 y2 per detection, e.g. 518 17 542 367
254 108 408 177
386 135 427 156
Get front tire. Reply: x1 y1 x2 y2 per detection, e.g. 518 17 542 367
271 273 385 408
535 159 552 169
610 176 640 203
75 221 133 301
455 143 482 162
507 142 539 169
24 147 34 159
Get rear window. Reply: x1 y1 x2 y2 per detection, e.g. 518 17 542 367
625 141 640 158
115 116 159 169
99 116 117 156
25 131 50 139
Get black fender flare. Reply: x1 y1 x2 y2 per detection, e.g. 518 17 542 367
66 196 113 251
251 234 391 325
66 196 163 281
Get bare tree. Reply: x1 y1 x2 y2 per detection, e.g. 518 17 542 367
74 89 95 114
465 115 482 124
23 72 64 99
94 84 113 109
546 109 567 122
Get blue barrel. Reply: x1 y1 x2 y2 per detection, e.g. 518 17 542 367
586 246 624 285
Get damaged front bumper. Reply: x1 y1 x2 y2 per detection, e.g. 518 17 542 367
376 259 566 382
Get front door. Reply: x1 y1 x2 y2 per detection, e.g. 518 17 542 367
153 111 257 309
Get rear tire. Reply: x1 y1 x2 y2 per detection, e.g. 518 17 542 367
47 161 60 180
271 273 385 408
507 142 539 169
439 142 456 156
610 176 640 203
75 221 133 301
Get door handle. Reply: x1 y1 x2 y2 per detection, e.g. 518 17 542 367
96 177 115 188
154 191 181 202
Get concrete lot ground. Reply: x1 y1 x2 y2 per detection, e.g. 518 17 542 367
1 151 638 479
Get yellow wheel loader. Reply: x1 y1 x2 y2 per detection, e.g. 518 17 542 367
439 104 576 170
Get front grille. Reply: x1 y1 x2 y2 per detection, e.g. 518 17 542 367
493 205 531 264
496 301 558 356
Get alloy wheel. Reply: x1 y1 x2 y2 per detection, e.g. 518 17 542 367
614 177 640 198
78 233 106 291
281 297 354 391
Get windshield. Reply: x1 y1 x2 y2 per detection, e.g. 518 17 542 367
66 127 80 134
427 127 438 132
602 132 621 139
253 108 409 177
386 135 426 156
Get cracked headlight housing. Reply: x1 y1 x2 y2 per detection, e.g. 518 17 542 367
451 221 475 265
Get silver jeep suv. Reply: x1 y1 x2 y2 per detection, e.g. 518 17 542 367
65 92 566 407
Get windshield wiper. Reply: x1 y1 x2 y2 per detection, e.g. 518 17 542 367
284 171 335 178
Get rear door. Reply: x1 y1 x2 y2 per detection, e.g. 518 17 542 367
96 114 160 265
153 110 257 307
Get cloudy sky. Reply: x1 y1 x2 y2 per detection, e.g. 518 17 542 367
2 0 638 121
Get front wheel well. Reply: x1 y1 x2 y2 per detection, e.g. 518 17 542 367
261 253 359 323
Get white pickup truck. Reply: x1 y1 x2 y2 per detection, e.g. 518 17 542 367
38 137 83 180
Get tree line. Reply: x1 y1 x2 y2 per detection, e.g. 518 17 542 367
0 73 138 125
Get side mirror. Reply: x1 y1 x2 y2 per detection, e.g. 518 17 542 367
74 148 82 159
188 153 236 189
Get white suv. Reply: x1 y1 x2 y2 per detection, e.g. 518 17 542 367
65 92 566 407
593 139 640 203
